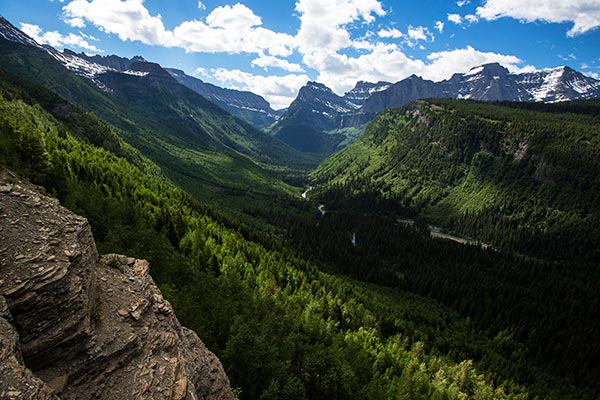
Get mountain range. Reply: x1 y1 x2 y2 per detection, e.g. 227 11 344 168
273 62 600 156
3 15 598 160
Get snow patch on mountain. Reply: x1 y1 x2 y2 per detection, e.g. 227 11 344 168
48 48 112 78
465 65 485 76
122 70 150 77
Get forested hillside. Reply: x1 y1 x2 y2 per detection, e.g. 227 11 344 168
3 56 592 399
301 98 600 396
312 99 600 261
0 37 316 215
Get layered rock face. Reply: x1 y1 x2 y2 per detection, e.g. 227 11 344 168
0 181 233 400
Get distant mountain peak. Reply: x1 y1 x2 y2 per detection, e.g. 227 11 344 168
466 63 510 77
0 15 41 48
344 81 391 106
305 81 332 91
165 67 281 129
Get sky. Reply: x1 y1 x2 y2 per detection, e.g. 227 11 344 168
1 0 600 109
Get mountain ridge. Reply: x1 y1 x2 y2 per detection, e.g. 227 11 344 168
166 68 282 129
272 62 600 156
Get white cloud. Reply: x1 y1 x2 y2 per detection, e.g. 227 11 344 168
558 53 577 61
251 55 304 72
66 17 86 28
62 1 295 57
299 43 429 94
20 22 102 52
465 14 479 23
193 67 209 78
396 26 434 48
378 28 403 38
457 0 470 6
78 31 98 41
407 26 432 42
586 71 600 79
172 19 295 56
205 3 261 30
579 63 599 79
448 14 463 24
435 21 444 33
476 0 600 37
448 13 479 25
211 69 311 109
295 0 386 55
62 0 174 45
197 1 205 11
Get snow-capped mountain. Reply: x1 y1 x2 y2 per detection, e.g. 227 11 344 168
296 81 361 115
362 62 600 115
0 16 116 90
166 68 282 129
515 66 600 102
343 81 391 106
0 16 40 48
276 81 360 135
443 63 530 101
272 63 600 155
360 75 446 115
3 15 599 158
66 50 147 72
0 17 281 129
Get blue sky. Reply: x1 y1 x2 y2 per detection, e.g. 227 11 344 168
1 0 599 108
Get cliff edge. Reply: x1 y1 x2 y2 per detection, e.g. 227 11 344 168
0 180 233 400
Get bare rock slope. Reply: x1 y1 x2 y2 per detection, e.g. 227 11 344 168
0 180 233 400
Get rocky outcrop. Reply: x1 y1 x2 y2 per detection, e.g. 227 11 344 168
0 181 233 400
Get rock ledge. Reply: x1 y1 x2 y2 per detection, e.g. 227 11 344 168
0 181 233 400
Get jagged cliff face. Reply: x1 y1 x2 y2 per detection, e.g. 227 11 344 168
0 180 233 400
166 68 282 129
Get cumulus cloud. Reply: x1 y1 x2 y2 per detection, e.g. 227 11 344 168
205 3 261 30
62 0 295 56
448 14 463 24
211 68 311 109
62 0 173 45
251 55 304 72
435 21 444 33
307 43 427 94
465 14 479 23
172 18 295 56
476 0 600 36
193 67 209 78
407 26 432 42
378 28 403 38
295 0 386 55
20 22 102 52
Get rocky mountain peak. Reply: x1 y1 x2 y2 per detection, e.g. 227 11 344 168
302 81 333 94
467 62 510 77
0 178 233 400
129 61 170 76
0 16 40 48
344 81 391 106
66 51 147 72
165 68 281 128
